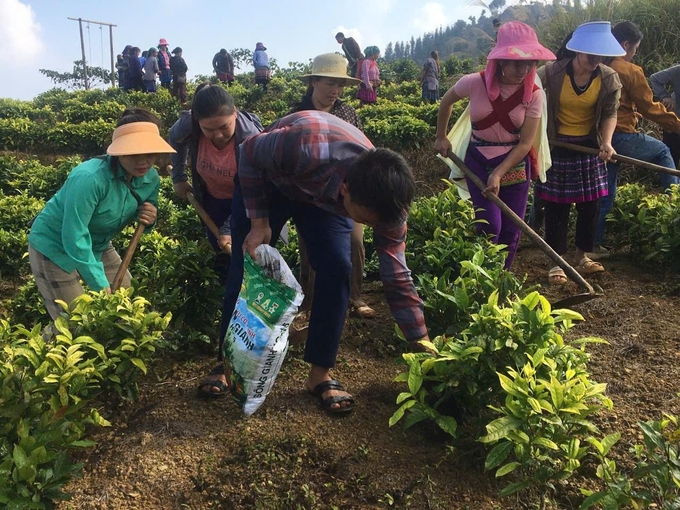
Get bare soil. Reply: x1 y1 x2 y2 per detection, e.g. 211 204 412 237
52 241 680 510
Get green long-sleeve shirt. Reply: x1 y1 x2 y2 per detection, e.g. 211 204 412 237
28 156 159 291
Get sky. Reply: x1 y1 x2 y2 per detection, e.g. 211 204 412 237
0 0 490 101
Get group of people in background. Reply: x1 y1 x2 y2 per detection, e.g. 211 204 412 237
116 38 188 103
336 31 440 105
117 42 273 96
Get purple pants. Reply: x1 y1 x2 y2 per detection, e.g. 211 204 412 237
464 146 531 269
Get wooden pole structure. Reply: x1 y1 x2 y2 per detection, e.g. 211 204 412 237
68 17 117 89
77 18 89 90
109 25 115 87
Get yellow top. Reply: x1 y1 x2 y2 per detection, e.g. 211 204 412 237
557 73 601 136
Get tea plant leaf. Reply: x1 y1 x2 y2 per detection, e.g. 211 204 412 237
403 408 430 429
393 372 408 383
584 383 607 399
498 373 524 398
130 358 147 374
499 480 530 497
532 437 559 451
485 441 513 471
396 392 412 405
389 400 416 427
408 362 422 395
69 440 97 448
578 491 610 509
601 432 621 456
12 445 28 469
479 416 522 444
435 415 458 438
496 461 521 477
527 397 543 414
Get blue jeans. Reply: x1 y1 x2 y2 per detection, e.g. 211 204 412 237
219 180 353 369
595 131 680 246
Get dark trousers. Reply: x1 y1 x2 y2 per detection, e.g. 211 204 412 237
544 199 600 256
201 192 232 252
172 78 187 102
663 130 680 168
130 76 144 92
219 181 353 368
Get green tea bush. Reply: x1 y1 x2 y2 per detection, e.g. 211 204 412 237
125 231 224 348
581 414 680 509
362 115 432 150
6 277 48 328
0 289 170 507
0 118 45 151
404 183 523 335
480 331 610 505
0 155 78 200
0 193 44 279
607 183 680 268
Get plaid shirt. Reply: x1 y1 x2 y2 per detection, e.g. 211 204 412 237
239 111 427 340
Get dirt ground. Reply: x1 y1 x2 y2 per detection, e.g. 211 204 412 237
51 239 680 510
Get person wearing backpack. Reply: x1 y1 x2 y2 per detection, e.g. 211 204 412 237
435 22 556 270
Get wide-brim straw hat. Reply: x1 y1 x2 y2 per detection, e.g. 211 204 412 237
298 53 362 85
566 21 626 57
107 122 176 156
487 21 556 61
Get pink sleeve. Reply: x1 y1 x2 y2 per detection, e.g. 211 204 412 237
452 73 479 99
362 60 372 88
525 87 544 118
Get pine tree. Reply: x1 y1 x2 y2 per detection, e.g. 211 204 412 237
384 42 394 61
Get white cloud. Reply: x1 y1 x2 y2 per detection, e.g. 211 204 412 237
0 0 43 62
331 25 364 50
374 0 395 13
413 2 449 33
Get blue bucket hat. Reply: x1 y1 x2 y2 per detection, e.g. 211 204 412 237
566 21 626 57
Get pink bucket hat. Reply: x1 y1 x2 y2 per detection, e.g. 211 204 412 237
158 38 168 46
486 22 556 61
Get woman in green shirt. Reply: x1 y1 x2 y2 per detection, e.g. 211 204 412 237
28 109 175 319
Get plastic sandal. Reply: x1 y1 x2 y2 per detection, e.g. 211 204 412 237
308 379 355 414
351 303 376 319
197 365 229 398
548 266 568 285
576 257 605 275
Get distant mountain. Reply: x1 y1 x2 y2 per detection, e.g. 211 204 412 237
383 2 554 64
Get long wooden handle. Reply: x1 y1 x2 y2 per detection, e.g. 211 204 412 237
446 150 595 294
187 192 232 256
550 140 680 177
112 223 145 291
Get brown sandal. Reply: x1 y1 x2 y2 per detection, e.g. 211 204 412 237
350 303 376 319
575 257 604 275
548 266 568 286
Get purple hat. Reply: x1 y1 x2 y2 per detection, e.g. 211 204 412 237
256 42 267 51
